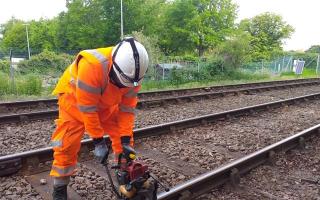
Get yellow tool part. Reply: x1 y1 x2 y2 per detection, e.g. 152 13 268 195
119 185 136 198
129 153 136 160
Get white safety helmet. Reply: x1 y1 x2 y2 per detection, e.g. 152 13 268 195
111 37 149 87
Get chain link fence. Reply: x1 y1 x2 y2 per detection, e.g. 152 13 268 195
242 55 320 75
1 50 320 88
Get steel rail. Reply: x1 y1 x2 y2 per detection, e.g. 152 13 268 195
1 92 320 177
0 80 319 124
0 78 319 109
157 124 320 200
139 78 320 97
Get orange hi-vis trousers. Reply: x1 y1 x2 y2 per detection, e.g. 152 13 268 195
50 93 132 177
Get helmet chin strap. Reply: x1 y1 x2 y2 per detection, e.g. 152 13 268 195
112 37 142 86
109 67 127 88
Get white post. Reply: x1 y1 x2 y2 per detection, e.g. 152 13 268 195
23 24 31 59
316 54 320 75
162 65 165 80
120 0 124 39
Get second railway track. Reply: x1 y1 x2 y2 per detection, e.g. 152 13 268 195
0 78 319 116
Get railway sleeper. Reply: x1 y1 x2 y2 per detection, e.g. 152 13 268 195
0 158 21 176
230 168 241 189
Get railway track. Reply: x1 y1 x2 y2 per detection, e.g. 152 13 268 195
1 84 320 156
0 78 320 124
1 92 320 199
0 78 319 116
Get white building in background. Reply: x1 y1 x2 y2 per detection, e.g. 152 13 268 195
11 57 25 69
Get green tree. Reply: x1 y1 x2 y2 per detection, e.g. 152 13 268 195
55 0 108 50
121 0 166 36
28 19 58 51
161 0 237 56
218 31 252 68
306 45 320 54
55 0 165 51
1 18 59 55
239 12 294 61
1 18 28 54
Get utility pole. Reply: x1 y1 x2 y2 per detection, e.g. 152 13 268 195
120 0 124 39
23 24 31 59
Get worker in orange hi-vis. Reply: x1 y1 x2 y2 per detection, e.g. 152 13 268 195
49 37 149 200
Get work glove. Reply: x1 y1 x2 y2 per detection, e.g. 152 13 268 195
120 136 136 161
93 137 108 163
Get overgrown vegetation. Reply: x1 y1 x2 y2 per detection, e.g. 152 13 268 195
0 72 42 97
168 59 269 87
17 50 74 75
0 60 10 73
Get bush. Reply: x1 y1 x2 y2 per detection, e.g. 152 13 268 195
0 72 11 96
199 56 225 80
0 59 10 73
16 74 42 95
0 72 43 96
17 50 74 75
170 67 188 86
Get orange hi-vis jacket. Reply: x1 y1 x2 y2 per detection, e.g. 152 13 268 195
52 47 140 140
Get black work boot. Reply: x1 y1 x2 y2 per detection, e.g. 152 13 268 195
52 185 68 200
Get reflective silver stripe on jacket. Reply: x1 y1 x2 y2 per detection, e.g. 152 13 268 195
84 50 106 63
53 176 70 186
101 60 108 92
78 104 98 112
50 140 62 148
83 49 109 92
77 79 102 94
119 104 136 114
124 88 138 98
52 165 76 176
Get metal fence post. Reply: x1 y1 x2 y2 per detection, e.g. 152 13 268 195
316 54 320 75
9 49 15 91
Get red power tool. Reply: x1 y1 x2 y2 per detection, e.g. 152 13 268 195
101 145 169 200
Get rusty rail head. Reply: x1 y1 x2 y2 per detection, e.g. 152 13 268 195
157 124 320 200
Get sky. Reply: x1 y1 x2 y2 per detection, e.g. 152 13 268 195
0 0 319 51
0 0 66 23
234 0 320 51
